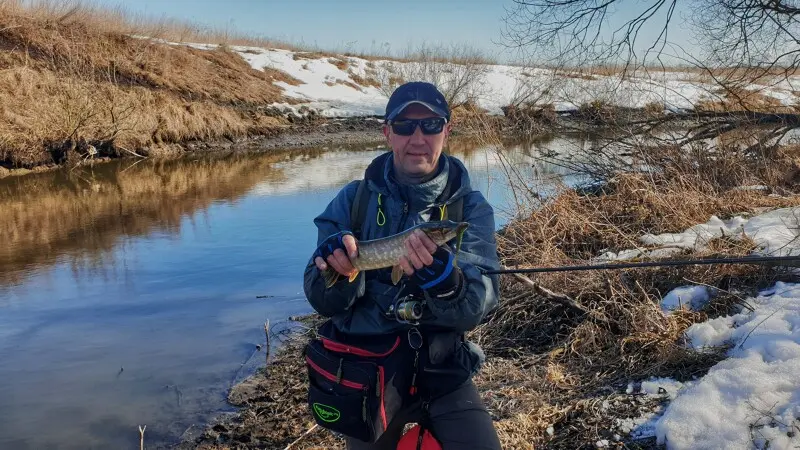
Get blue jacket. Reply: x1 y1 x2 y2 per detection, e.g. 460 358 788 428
303 151 500 370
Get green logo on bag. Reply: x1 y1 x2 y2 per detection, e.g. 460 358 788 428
313 403 341 423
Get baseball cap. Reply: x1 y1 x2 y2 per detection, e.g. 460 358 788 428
384 81 450 123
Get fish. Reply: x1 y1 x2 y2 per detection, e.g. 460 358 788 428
321 220 469 288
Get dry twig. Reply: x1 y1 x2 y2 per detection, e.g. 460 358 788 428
283 424 319 449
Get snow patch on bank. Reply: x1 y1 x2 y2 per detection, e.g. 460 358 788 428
604 206 800 449
130 37 800 118
617 378 692 441
660 285 711 313
655 282 800 449
597 207 800 263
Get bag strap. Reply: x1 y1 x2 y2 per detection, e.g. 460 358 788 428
350 178 370 239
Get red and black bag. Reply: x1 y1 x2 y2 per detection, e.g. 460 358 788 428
303 320 411 443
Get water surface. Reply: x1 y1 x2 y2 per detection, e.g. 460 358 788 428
0 137 591 449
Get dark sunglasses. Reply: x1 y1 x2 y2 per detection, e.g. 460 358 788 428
389 117 447 136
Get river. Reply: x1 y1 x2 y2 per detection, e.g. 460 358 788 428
0 136 593 449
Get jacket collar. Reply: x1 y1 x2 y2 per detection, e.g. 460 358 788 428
364 151 472 208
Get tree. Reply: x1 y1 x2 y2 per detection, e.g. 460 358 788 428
499 0 800 154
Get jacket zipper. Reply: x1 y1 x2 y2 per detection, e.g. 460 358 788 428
398 201 409 231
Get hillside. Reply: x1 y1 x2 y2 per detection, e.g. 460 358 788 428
3 1 800 171
0 2 298 168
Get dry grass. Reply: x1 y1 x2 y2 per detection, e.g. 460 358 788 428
554 70 597 81
453 137 800 447
328 57 348 71
695 87 796 113
348 70 381 89
576 100 621 124
569 63 798 83
0 0 307 167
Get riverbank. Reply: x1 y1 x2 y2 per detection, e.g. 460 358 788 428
177 141 800 449
5 1 799 176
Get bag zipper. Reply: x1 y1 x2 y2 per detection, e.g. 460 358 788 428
321 336 401 358
305 356 364 390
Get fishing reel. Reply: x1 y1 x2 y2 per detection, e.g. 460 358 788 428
385 283 426 324
386 299 424 323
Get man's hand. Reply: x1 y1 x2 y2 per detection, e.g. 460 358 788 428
313 232 359 278
400 229 463 298
399 229 439 276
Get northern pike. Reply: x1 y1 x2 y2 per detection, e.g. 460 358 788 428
321 220 469 288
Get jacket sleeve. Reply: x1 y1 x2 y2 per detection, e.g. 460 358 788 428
422 191 501 332
302 181 366 317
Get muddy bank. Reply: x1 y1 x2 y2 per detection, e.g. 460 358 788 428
0 116 387 179
187 116 387 154
0 103 696 179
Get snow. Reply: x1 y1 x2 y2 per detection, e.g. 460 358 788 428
604 206 800 449
599 207 800 262
131 37 800 118
641 378 689 400
656 282 800 449
661 285 711 313
617 378 693 440
235 47 389 117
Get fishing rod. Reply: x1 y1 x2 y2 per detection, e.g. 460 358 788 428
480 255 800 275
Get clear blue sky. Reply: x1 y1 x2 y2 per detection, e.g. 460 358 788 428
97 0 512 56
95 0 698 64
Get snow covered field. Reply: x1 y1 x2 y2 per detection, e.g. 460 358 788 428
608 207 800 449
140 38 800 119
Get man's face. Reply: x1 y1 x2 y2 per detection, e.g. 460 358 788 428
383 104 451 178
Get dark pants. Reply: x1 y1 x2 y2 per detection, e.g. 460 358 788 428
345 380 502 450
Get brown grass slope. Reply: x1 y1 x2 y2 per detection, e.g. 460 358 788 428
0 1 301 168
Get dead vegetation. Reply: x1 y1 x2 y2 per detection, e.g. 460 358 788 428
348 70 381 89
695 87 796 114
458 135 800 447
376 43 492 110
0 0 304 168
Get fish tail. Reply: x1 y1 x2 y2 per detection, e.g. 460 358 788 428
322 267 360 288
322 266 340 288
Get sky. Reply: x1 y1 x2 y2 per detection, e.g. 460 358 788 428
92 0 700 65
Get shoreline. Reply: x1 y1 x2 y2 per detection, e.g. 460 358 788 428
0 104 695 180
0 116 388 179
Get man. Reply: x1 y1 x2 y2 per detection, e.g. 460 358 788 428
303 81 502 450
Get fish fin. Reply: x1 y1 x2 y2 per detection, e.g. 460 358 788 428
348 270 360 283
322 267 341 288
391 265 404 285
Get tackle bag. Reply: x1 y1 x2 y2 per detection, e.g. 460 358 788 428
303 320 412 443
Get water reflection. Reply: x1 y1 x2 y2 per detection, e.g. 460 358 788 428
0 152 308 287
0 136 590 449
